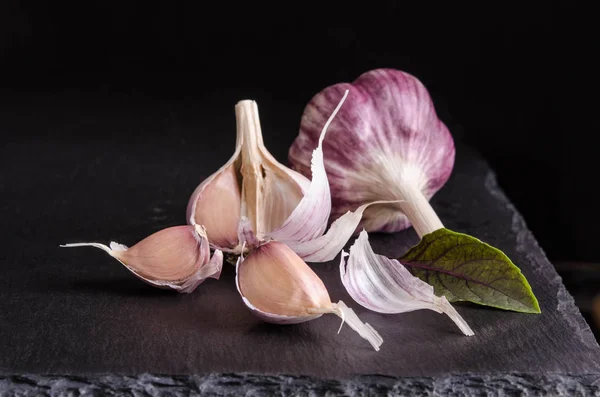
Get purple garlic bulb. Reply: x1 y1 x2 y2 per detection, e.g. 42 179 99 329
289 69 455 236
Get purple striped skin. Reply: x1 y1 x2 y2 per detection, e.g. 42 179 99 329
288 69 455 234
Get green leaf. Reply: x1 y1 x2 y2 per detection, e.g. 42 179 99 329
399 228 540 313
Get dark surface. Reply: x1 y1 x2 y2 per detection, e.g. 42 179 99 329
1 103 599 394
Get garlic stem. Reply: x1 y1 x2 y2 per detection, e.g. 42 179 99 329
397 183 444 238
236 100 265 236
434 296 475 336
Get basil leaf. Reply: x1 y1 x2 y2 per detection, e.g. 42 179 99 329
400 228 540 313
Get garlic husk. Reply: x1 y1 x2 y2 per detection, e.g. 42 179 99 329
235 240 383 350
265 90 385 262
61 225 223 293
186 100 310 254
288 68 454 237
340 230 474 336
283 199 401 262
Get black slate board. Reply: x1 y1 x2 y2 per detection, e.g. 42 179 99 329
1 116 599 395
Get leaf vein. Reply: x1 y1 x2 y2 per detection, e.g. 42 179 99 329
403 260 529 305
449 257 507 273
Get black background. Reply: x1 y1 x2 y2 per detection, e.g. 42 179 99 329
1 1 598 263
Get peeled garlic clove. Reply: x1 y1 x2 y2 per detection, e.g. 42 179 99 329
340 230 474 336
289 68 454 235
235 240 383 350
61 225 223 293
187 100 310 253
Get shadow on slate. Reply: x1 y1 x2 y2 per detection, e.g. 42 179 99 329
0 101 599 396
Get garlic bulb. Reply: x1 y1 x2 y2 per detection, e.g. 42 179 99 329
61 225 223 293
186 100 311 254
235 234 383 351
187 91 379 263
289 68 454 236
340 230 474 336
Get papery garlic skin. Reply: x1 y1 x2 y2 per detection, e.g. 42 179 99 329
264 89 387 263
61 225 223 293
235 240 383 350
186 100 310 254
340 230 474 336
288 69 454 236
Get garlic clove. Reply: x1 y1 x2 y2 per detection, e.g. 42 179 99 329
187 163 242 251
187 100 310 253
186 124 244 253
61 225 223 293
235 240 383 350
288 68 454 234
340 230 474 336
237 240 331 317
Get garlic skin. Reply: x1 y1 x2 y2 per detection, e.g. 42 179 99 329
263 90 388 263
288 69 454 236
235 240 383 350
186 100 310 254
340 230 474 336
61 225 223 293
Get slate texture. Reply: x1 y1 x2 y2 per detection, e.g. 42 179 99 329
1 103 599 395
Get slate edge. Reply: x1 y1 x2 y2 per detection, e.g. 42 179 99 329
0 372 599 396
